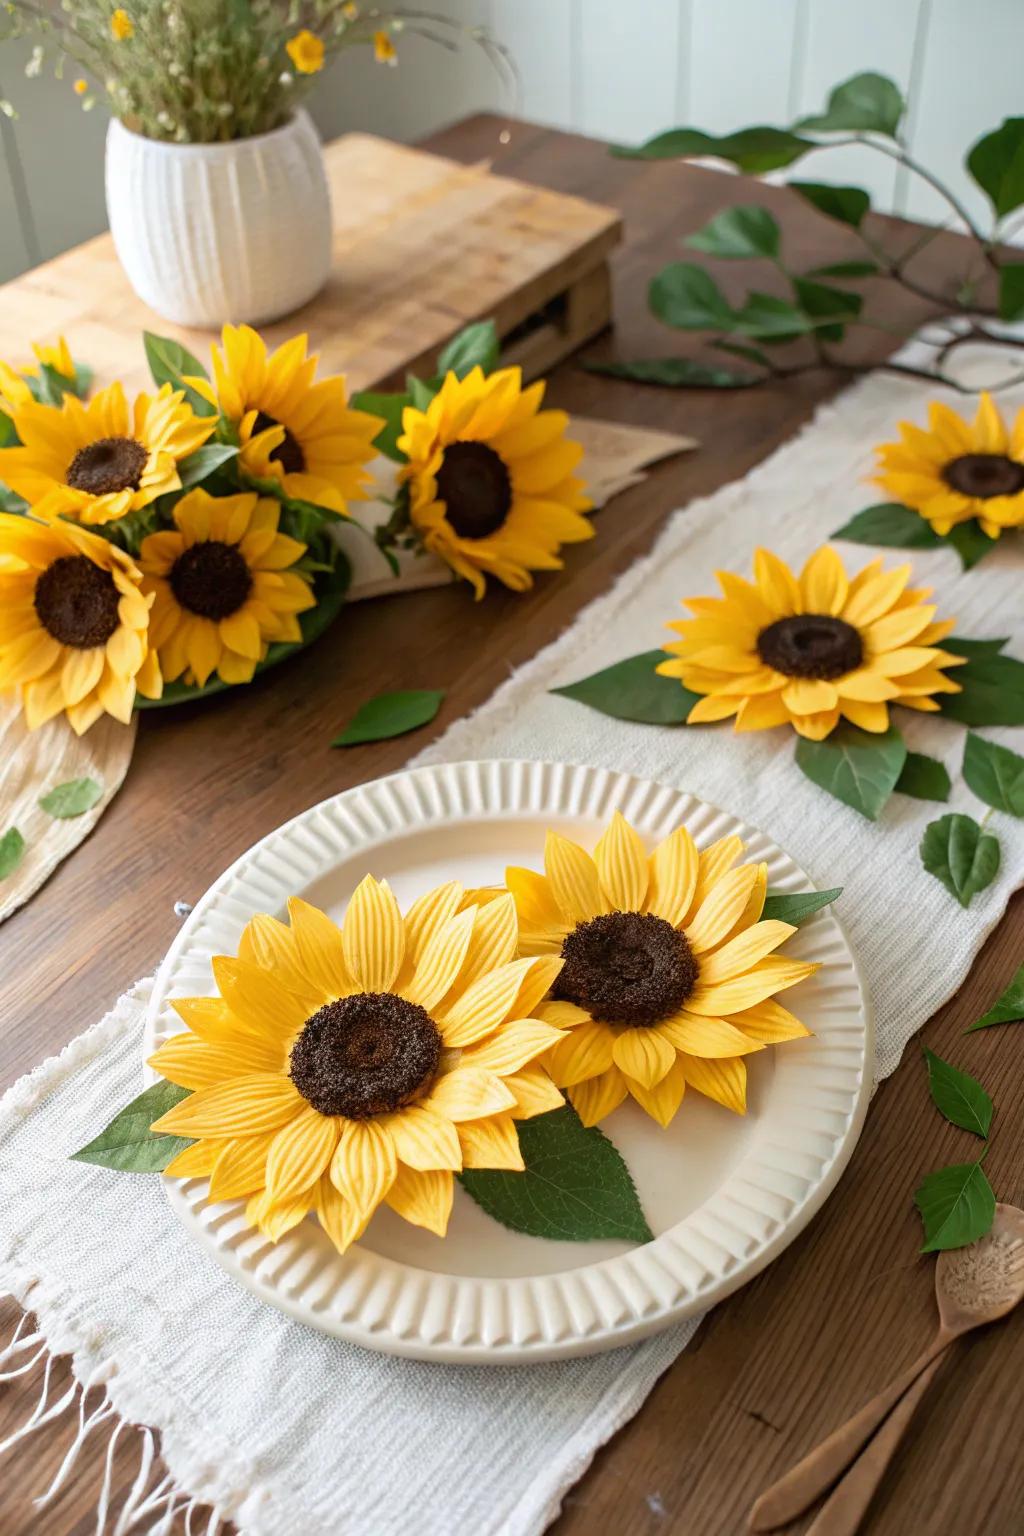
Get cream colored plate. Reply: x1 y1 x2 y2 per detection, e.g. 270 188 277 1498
144 760 872 1363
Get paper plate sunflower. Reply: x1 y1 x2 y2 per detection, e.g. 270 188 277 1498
188 325 383 516
149 881 567 1252
874 392 1024 539
507 813 817 1128
397 365 593 599
0 380 214 526
658 546 964 741
137 487 315 688
0 512 160 732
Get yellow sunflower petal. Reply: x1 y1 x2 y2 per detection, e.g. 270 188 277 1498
385 1165 453 1237
458 1019 564 1077
315 1174 372 1254
402 907 476 1012
341 875 404 992
247 1185 315 1242
627 1058 687 1127
754 547 801 616
611 1026 676 1088
511 955 565 1019
263 1104 340 1205
458 1115 524 1170
237 913 320 1002
686 956 819 1015
329 1118 397 1215
286 897 351 998
457 892 518 987
152 1074 303 1137
593 811 648 911
148 1031 283 1088
695 919 797 984
678 1054 747 1114
421 1066 517 1121
209 1130 278 1201
163 1139 221 1179
383 1105 462 1171
645 825 699 928
504 865 568 948
657 1012 764 1058
684 864 760 954
503 1067 566 1118
210 956 309 1040
439 958 536 1048
401 879 464 966
568 1066 628 1126
544 1018 615 1087
730 998 812 1044
800 546 848 615
542 831 607 923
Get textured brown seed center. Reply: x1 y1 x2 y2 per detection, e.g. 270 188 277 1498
436 441 513 540
757 614 863 681
66 436 148 497
289 993 443 1118
553 911 698 1027
169 540 253 621
942 452 1024 500
253 410 305 475
33 554 120 649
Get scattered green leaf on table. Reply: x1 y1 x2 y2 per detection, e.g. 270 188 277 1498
459 1103 653 1243
406 375 437 412
939 644 1024 727
915 1160 995 1252
584 358 759 389
923 1047 993 1138
685 205 780 259
551 650 699 725
350 390 410 461
967 118 1024 220
795 722 906 821
945 636 1008 659
896 752 951 803
999 263 1024 323
946 520 997 570
143 331 216 417
734 292 813 342
39 777 103 819
649 263 737 330
0 827 26 880
333 689 445 746
920 813 1000 907
962 732 1024 817
613 126 816 174
70 1081 193 1172
437 319 500 379
805 260 880 279
797 71 904 138
761 887 843 925
966 962 1024 1032
791 182 870 228
832 502 943 551
177 443 239 488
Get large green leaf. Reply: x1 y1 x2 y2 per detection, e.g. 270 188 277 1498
920 813 1000 907
143 331 216 417
685 205 780 259
0 827 26 880
332 688 444 746
459 1104 654 1243
350 389 410 461
794 722 906 821
649 263 736 330
614 126 815 174
70 1082 194 1172
966 962 1024 1032
791 182 870 228
967 118 1024 219
832 501 943 551
437 319 500 379
962 732 1024 816
792 277 863 341
895 752 951 803
551 650 698 725
939 644 1024 727
923 1047 992 1138
797 72 904 137
177 443 239 488
38 777 103 818
584 357 759 389
999 263 1024 322
946 519 997 570
804 260 880 279
914 1161 995 1252
760 887 842 925
734 292 813 343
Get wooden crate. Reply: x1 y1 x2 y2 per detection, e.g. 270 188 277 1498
0 133 622 394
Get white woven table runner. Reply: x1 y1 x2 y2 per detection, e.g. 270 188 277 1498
2 363 1023 1536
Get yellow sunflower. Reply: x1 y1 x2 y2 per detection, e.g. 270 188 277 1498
0 380 214 527
507 814 817 1128
397 365 593 599
26 335 76 384
0 512 160 732
187 325 383 516
874 392 1024 539
149 880 567 1252
658 546 964 741
137 487 315 689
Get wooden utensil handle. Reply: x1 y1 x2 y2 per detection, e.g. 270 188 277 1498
748 1334 950 1532
805 1352 944 1536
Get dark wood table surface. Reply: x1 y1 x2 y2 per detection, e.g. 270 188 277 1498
2 113 1022 1536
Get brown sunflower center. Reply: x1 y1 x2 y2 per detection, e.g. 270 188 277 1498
289 993 442 1119
66 436 148 497
757 614 863 681
942 452 1024 500
169 540 253 620
33 555 120 649
436 441 513 540
553 911 698 1027
253 410 305 475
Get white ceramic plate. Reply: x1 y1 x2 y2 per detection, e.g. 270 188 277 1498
145 760 872 1363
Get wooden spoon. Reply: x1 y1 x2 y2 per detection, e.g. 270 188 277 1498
749 1203 1024 1533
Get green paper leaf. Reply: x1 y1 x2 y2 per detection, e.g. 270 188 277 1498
945 636 1008 659
437 319 500 379
649 263 736 330
923 1047 993 1138
584 357 758 389
614 125 815 174
963 732 1024 817
735 292 813 343
804 260 880 279
966 962 1024 1032
350 389 410 461
999 263 1024 322
791 182 870 228
795 722 906 821
70 1081 194 1172
832 501 943 551
459 1103 653 1244
30 362 80 406
38 777 103 818
0 827 26 880
939 645 1024 727
406 375 437 412
177 443 239 488
711 340 773 369
685 205 781 259
920 813 1000 907
797 71 904 137
896 752 951 803
143 332 216 417
0 410 17 448
967 118 1024 219
946 519 996 570
761 887 842 924
551 650 699 725
792 277 863 341
915 1161 995 1252
333 688 444 746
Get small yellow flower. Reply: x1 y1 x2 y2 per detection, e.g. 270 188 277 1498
374 29 397 65
286 28 325 75
110 9 134 41
29 335 76 382
342 2 359 17
74 78 88 96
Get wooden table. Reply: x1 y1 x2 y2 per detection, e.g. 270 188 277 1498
2 114 1022 1536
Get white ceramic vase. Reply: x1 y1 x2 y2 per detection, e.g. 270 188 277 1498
105 110 332 329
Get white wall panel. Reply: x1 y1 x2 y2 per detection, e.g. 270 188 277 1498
687 0 801 132
0 78 33 280
487 0 575 132
575 0 683 146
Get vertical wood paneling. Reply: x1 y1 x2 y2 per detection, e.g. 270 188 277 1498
575 0 682 145
687 0 801 131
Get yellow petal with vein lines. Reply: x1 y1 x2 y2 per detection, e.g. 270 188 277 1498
401 908 475 1012
800 545 848 615
457 893 518 987
439 957 536 1047
535 998 591 1028
315 1173 371 1255
628 1059 686 1127
329 1118 397 1215
164 1139 221 1178
504 865 566 938
568 1067 628 1126
721 860 767 943
684 864 759 954
459 1019 564 1077
657 1012 763 1058
678 1054 747 1114
543 1018 615 1087
686 835 743 924
148 1031 283 1088
341 875 404 992
645 826 698 928
386 1165 453 1237
686 956 820 1016
512 955 564 1018
171 995 238 1041
383 1105 462 1170
612 1026 676 1088
264 1104 340 1205
209 1131 277 1201
730 998 812 1044
696 919 797 984
593 811 648 911
151 1073 303 1137
246 1185 315 1242
458 1115 524 1170
211 956 309 1040
842 565 910 628
238 914 319 1002
503 1067 565 1118
543 831 606 923
286 897 351 999
754 547 801 616
402 880 463 966
422 1066 516 1121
